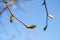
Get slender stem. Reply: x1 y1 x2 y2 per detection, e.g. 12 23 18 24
44 0 48 27
3 0 27 27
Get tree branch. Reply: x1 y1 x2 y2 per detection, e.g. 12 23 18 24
42 0 48 31
3 0 27 27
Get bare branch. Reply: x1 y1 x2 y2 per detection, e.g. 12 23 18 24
3 0 36 29
42 0 48 31
3 0 27 27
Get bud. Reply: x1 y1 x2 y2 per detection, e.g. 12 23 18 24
10 15 14 23
26 24 36 29
43 25 47 31
48 14 54 19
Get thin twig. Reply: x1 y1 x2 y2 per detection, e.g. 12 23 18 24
3 0 27 27
43 0 48 31
44 0 48 27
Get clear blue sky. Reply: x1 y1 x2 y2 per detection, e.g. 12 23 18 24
0 0 60 40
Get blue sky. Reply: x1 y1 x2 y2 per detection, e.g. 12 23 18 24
0 0 60 40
